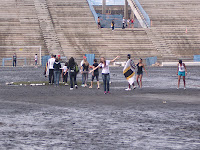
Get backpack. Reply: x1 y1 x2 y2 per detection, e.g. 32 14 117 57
75 63 79 74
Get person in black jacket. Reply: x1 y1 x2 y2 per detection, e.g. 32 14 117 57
66 57 78 90
53 58 61 87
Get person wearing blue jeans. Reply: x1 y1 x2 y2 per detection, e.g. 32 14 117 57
102 73 110 93
90 56 120 94
53 58 61 87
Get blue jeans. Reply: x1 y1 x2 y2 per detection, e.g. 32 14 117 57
54 71 60 86
102 74 110 92
70 72 77 88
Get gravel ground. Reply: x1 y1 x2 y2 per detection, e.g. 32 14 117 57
0 66 200 150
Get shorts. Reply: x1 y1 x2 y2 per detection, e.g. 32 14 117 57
137 72 143 75
92 74 99 81
98 22 101 25
178 71 185 76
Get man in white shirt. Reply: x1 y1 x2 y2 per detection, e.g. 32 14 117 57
122 17 126 29
48 54 55 84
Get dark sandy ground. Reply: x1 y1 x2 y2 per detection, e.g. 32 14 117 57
0 66 199 150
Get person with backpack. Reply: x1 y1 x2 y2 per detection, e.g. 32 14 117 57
81 59 89 87
89 59 100 89
53 58 61 87
66 57 78 90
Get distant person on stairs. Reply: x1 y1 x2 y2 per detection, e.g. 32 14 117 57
13 53 17 67
122 17 126 29
98 17 101 29
111 19 115 31
177 60 187 90
131 18 134 28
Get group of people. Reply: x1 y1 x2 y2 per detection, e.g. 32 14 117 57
45 54 187 93
97 17 134 31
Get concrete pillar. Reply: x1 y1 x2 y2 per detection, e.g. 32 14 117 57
102 0 106 15
124 0 128 19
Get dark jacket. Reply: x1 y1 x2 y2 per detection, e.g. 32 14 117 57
53 62 61 71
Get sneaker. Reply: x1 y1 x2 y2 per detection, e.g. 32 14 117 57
89 86 92 89
97 87 100 89
184 87 186 90
177 87 179 90
107 91 111 94
132 86 136 89
104 91 107 94
65 83 69 86
70 88 73 90
125 88 131 91
81 84 85 87
75 85 78 89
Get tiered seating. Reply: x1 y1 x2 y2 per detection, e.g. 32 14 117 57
0 0 48 65
46 0 159 61
139 0 200 60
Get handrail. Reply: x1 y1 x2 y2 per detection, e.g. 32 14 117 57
87 0 98 24
133 0 150 27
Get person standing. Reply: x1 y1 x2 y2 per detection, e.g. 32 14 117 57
53 58 61 87
177 60 187 90
90 56 120 94
62 62 69 86
111 19 115 31
35 54 38 67
131 18 134 28
123 54 136 91
98 17 101 29
89 59 100 89
48 54 55 84
13 53 17 67
81 59 89 87
136 58 148 88
81 56 87 87
127 19 130 28
122 17 126 29
66 57 78 90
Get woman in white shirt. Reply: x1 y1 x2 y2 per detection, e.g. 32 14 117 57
177 60 187 89
90 56 120 94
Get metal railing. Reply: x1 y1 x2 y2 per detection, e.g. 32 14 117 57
87 0 98 24
133 0 151 27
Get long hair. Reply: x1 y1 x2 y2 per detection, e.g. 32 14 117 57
68 57 75 68
100 57 106 66
179 60 182 64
